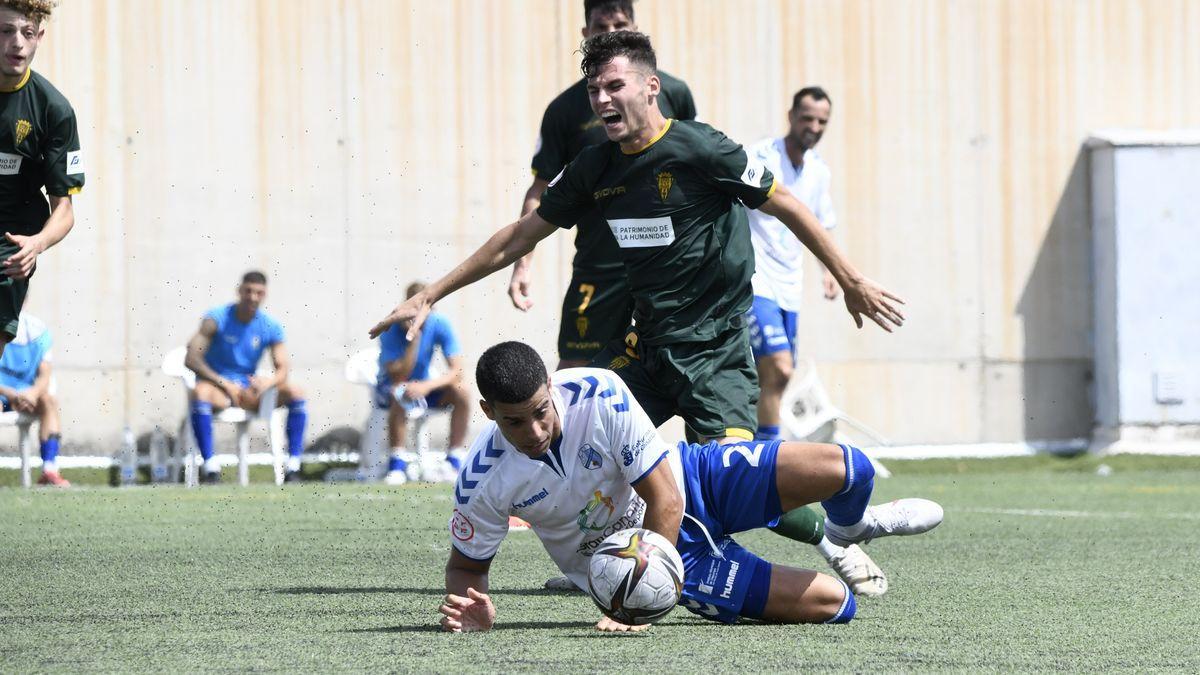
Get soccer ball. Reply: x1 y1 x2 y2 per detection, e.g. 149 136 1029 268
587 528 684 625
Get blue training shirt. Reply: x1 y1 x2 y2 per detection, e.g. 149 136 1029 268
202 304 285 378
378 312 461 384
0 314 52 390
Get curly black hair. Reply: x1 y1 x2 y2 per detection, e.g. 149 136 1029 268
580 30 656 79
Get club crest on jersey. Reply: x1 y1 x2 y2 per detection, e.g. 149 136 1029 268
577 490 616 531
451 509 475 541
251 336 261 349
575 316 589 338
577 443 603 471
656 171 674 202
14 119 31 146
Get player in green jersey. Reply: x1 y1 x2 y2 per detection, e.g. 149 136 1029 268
0 0 81 350
372 29 903 597
508 0 697 369
371 30 903 439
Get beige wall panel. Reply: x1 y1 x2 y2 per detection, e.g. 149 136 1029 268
8 0 1200 452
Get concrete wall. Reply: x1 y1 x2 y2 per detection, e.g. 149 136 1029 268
18 0 1200 453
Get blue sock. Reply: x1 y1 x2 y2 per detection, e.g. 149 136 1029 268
824 580 857 624
755 425 782 441
821 444 875 526
190 401 214 461
446 454 463 471
40 434 60 463
387 452 409 473
286 400 307 457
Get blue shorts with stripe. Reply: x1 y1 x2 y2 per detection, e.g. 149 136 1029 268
746 295 798 360
676 439 785 623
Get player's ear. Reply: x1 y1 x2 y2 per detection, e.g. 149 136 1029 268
480 400 494 420
646 74 661 98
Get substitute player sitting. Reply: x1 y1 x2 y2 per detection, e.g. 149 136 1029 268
184 271 309 484
438 342 943 632
0 0 84 358
0 313 65 486
377 281 472 484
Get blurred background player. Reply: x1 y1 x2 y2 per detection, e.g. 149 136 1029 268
746 86 840 444
0 312 64 486
377 281 471 485
184 271 308 484
507 0 697 368
741 87 887 595
0 0 82 357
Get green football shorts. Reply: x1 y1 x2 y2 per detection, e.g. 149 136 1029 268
592 321 759 440
558 273 635 364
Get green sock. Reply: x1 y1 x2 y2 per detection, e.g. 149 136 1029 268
768 506 825 546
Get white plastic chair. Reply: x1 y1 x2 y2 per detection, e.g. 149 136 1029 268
161 346 286 487
344 347 449 482
1 377 57 488
779 357 892 478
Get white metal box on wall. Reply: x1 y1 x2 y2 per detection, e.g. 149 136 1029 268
1088 131 1200 454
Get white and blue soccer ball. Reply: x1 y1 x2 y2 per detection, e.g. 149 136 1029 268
587 528 685 625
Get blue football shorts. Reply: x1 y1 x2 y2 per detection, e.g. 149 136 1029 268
675 439 785 623
745 295 799 360
372 380 447 411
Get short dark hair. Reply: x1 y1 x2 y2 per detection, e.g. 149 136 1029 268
584 0 634 24
792 86 832 111
477 342 548 404
580 30 656 79
241 270 267 285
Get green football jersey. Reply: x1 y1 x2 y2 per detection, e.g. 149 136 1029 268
0 70 84 236
536 119 776 345
531 71 696 280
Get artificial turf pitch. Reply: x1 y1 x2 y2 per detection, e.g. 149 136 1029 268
2 454 1199 672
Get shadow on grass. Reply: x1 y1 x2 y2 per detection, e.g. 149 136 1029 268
345 619 597 633
270 586 575 597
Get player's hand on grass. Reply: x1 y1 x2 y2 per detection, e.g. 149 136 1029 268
842 276 905 332
3 232 46 280
439 587 495 633
370 293 432 341
594 616 651 633
508 265 533 311
822 269 840 301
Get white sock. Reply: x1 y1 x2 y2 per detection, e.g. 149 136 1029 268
816 536 843 561
42 460 58 474
203 457 220 473
286 456 301 472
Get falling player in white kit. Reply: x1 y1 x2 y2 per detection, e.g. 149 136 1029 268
439 342 943 632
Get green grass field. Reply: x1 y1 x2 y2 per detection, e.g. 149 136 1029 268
3 454 1199 672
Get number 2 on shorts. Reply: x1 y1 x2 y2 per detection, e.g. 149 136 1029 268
722 443 765 468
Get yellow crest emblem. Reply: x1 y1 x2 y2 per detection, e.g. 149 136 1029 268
15 119 31 146
575 316 589 338
656 171 674 202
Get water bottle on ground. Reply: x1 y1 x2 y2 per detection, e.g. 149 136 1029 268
149 427 168 483
119 425 138 486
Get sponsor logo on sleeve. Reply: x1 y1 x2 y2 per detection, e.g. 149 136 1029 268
740 150 766 187
66 150 84 176
450 509 475 541
0 152 22 175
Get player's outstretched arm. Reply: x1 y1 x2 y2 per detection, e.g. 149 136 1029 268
632 460 684 546
508 177 551 311
3 195 75 280
758 186 906 332
370 212 559 340
442 549 496 633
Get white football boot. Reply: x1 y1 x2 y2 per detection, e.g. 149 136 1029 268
826 544 888 597
824 498 944 547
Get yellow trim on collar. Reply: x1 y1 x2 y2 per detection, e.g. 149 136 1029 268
622 118 673 155
0 68 32 93
723 427 755 441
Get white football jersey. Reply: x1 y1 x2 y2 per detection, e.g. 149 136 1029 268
746 138 838 312
449 368 683 590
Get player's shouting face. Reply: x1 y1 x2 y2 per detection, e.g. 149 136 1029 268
480 380 562 459
0 8 43 84
587 56 661 145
